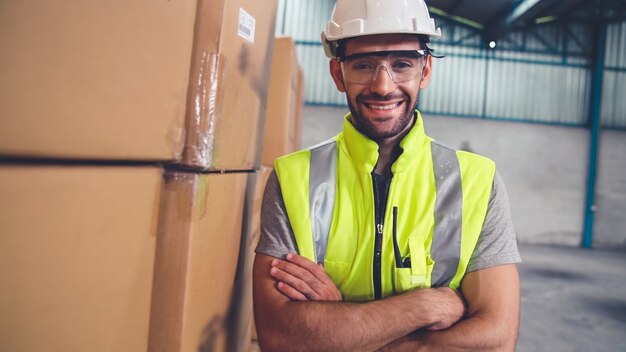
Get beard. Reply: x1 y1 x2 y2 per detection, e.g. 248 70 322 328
346 91 418 141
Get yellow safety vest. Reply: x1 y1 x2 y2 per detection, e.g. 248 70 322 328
275 111 495 301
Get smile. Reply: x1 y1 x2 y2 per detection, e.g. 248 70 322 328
365 102 403 110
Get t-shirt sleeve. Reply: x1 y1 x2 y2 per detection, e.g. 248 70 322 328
467 171 522 272
254 170 299 259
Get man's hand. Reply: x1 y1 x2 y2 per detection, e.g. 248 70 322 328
423 287 466 331
269 253 342 302
378 264 521 352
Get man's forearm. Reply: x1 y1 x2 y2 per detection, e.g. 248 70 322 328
381 264 521 352
253 254 465 352
257 288 461 352
382 312 517 352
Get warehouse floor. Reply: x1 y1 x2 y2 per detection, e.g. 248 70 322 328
517 243 626 352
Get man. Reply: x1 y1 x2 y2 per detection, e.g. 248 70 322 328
253 0 521 350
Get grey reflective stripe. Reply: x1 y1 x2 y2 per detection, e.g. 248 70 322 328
430 142 463 287
309 141 337 264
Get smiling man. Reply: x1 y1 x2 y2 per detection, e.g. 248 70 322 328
253 0 521 351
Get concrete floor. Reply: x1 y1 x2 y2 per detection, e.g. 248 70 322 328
517 244 626 352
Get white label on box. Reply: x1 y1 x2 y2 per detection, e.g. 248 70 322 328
238 8 256 43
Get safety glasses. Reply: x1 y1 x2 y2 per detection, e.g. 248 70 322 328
338 50 428 85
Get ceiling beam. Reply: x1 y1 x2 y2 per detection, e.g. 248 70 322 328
484 0 549 41
505 0 543 25
448 0 465 14
428 6 484 30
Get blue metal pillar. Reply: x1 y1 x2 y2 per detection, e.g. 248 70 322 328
582 23 607 249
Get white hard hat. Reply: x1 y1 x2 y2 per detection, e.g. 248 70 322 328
322 0 442 58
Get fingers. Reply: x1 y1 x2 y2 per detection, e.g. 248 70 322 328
281 254 337 291
273 257 320 290
270 265 320 300
268 254 343 302
276 281 309 301
284 253 332 284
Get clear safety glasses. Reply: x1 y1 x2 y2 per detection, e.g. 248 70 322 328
338 49 428 85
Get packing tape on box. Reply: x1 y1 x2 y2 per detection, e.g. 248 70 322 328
182 52 226 169
178 0 278 171
159 170 221 226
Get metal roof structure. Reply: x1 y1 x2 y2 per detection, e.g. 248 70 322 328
428 0 626 40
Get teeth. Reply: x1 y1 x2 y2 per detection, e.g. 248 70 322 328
368 102 400 110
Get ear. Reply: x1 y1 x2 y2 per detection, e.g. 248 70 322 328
329 59 346 92
419 55 433 89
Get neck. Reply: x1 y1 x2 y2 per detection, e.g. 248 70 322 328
373 115 414 175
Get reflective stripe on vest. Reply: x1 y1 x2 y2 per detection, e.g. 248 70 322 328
430 142 462 287
309 140 463 285
309 141 337 264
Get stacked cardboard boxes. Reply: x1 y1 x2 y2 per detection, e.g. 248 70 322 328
235 167 273 352
0 0 276 170
0 0 277 351
262 36 306 166
248 36 307 350
148 171 249 352
0 166 162 351
0 167 255 352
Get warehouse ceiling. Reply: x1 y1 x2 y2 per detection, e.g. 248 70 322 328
427 0 626 39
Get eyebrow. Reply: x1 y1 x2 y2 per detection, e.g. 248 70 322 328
338 49 427 62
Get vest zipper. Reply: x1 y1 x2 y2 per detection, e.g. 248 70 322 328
372 177 384 300
374 223 383 299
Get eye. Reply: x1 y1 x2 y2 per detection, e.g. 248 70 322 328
349 60 376 71
392 60 414 70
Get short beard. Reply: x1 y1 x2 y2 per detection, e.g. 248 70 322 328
346 91 418 141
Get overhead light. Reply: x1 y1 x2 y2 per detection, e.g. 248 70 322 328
535 15 557 24
489 41 497 49
428 6 484 30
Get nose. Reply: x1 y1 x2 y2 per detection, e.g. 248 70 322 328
370 65 397 96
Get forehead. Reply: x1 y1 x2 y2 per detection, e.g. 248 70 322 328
343 34 422 55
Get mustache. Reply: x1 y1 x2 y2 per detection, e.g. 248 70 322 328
356 92 407 103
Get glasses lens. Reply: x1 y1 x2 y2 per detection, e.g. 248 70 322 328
342 51 424 85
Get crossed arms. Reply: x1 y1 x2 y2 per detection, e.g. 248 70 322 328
252 253 520 351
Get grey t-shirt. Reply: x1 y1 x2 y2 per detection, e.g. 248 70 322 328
255 170 521 273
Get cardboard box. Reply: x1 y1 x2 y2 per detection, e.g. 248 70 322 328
296 65 306 147
232 167 273 350
0 0 277 170
0 165 162 352
148 171 249 352
182 0 278 170
262 37 304 166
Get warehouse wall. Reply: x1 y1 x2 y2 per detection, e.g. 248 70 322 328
420 23 593 126
595 130 626 248
276 0 626 129
603 21 626 128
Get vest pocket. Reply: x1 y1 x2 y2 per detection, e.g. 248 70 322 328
394 267 418 292
393 238 434 293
